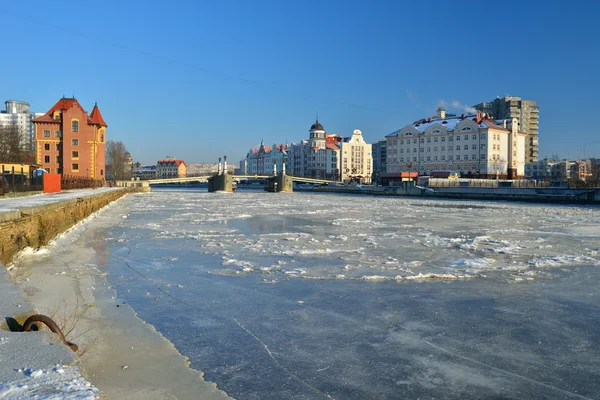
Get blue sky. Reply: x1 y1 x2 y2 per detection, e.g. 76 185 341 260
1 0 599 164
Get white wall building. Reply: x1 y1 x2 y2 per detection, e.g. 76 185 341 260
385 109 526 179
340 130 373 183
0 100 43 152
246 141 288 175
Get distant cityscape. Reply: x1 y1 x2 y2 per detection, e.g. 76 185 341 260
0 95 598 186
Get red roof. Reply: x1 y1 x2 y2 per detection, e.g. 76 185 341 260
32 97 105 126
158 159 186 167
90 103 107 126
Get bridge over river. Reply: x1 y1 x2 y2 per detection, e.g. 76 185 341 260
147 174 335 192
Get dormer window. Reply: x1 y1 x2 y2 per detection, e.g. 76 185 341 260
461 127 472 132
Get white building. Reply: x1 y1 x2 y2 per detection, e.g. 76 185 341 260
340 130 373 183
385 109 526 179
246 141 289 175
0 100 43 152
287 119 344 180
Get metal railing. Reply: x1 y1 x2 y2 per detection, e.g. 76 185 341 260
61 175 103 190
0 165 43 196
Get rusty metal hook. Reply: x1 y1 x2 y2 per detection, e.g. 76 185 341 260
22 314 79 352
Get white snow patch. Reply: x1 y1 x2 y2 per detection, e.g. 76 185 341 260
0 365 98 399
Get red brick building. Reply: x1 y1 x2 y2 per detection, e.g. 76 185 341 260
33 97 107 180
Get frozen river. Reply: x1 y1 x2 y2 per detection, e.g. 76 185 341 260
23 189 600 398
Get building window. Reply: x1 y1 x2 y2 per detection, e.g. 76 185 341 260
427 138 431 143
461 127 472 131
56 130 62 138
456 136 460 141
456 146 460 151
72 120 79 132
56 156 61 163
427 147 431 152
442 156 445 161
434 147 438 152
472 135 477 140
464 145 468 150
101 169 104 176
434 138 438 142
44 130 51 137
56 144 61 151
72 151 79 158
44 155 50 163
441 137 445 142
472 145 477 150
72 163 79 171
44 143 50 150
420 148 424 152
441 146 445 151
413 139 417 144
72 139 79 146
481 144 486 149
464 135 468 140
100 134 104 142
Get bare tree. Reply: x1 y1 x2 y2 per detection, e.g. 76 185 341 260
106 140 131 181
0 124 23 163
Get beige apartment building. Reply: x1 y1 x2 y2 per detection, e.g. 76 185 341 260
473 96 539 163
386 110 526 179
340 129 373 183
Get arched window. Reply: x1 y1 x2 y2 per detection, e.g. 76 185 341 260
72 120 79 132
100 134 104 142
461 126 472 132
432 129 440 134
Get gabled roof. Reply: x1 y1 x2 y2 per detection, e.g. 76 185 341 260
32 97 105 126
157 159 186 166
90 103 107 126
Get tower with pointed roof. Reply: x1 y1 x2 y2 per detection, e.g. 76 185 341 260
33 97 107 181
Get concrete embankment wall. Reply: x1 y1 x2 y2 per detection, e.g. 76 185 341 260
314 185 600 204
0 189 128 265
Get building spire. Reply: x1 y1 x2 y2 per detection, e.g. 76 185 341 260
316 111 319 122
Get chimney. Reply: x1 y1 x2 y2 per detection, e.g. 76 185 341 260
461 113 465 119
476 112 482 124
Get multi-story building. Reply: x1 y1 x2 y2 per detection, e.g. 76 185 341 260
156 158 186 178
187 163 220 176
286 119 345 180
32 97 106 180
340 130 372 183
473 96 539 163
385 109 527 179
372 139 387 183
0 100 44 152
246 141 288 175
524 158 558 180
133 165 157 180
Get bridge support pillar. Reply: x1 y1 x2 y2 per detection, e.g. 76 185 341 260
266 174 293 192
208 174 233 192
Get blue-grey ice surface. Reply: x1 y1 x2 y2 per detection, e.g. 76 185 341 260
100 188 600 399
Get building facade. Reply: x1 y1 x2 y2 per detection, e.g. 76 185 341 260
372 139 387 183
246 141 289 175
133 165 157 180
0 100 44 152
473 96 539 163
286 119 344 180
340 130 372 183
156 158 187 178
32 97 106 180
385 110 526 179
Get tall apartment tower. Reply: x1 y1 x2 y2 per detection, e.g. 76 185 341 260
473 97 539 162
0 100 44 152
33 97 107 180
